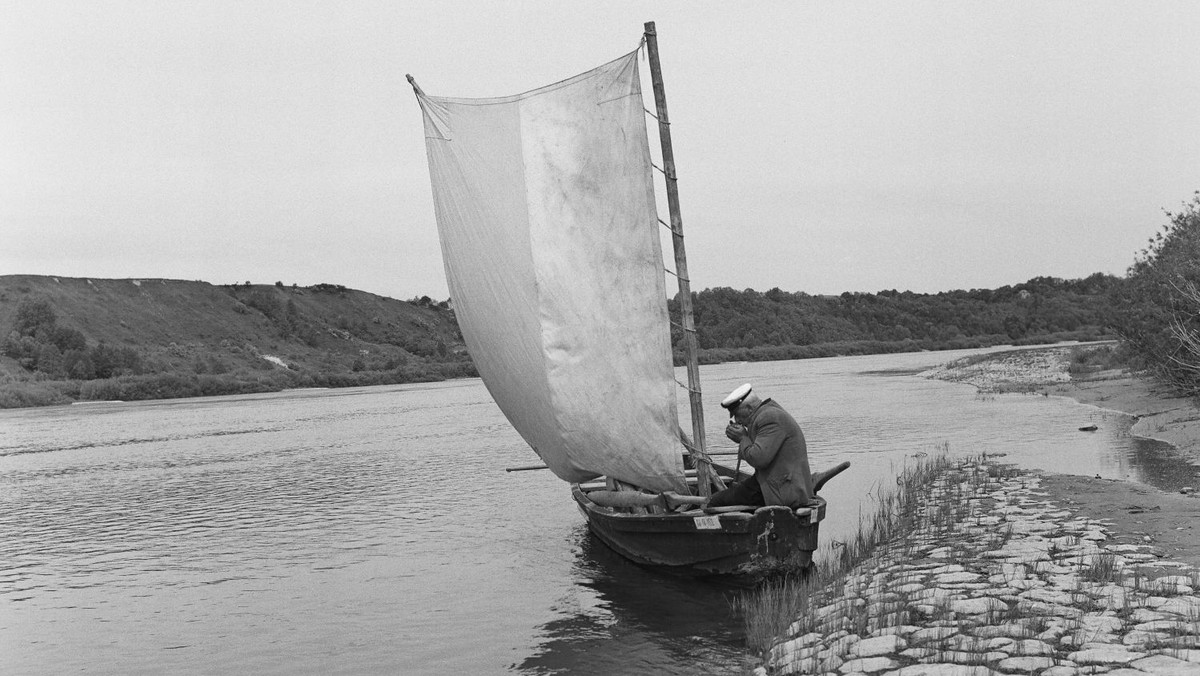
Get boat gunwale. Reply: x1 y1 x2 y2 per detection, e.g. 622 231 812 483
570 483 828 530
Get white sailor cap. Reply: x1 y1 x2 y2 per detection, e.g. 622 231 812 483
721 383 753 409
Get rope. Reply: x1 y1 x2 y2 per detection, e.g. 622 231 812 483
679 429 729 495
679 438 714 464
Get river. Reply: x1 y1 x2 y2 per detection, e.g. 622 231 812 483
1 347 1194 675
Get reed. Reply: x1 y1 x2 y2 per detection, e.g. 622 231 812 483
738 452 1200 671
1080 552 1119 584
733 448 980 656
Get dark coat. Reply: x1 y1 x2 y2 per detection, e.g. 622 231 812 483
738 399 814 507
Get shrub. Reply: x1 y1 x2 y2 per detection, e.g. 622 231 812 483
77 373 283 402
0 381 72 408
1110 192 1200 393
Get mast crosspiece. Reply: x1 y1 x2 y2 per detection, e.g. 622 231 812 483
665 319 698 335
662 268 689 283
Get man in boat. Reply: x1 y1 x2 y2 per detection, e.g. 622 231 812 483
706 383 816 509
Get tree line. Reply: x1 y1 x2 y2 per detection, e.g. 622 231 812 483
0 269 1148 388
669 189 1200 398
668 273 1119 364
7 189 1200 403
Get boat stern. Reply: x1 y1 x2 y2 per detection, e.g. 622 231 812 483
740 501 824 575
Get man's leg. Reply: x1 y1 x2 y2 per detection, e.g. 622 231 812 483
707 477 764 508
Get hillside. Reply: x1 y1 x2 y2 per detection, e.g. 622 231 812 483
0 275 471 407
1 272 1123 408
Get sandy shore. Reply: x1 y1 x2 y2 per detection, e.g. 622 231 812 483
928 346 1200 568
924 345 1200 463
1046 372 1200 463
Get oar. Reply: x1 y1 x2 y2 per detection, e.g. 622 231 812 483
505 464 549 472
584 490 707 510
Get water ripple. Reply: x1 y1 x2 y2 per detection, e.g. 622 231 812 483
4 351 1194 675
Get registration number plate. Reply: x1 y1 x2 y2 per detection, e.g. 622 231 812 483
693 515 722 530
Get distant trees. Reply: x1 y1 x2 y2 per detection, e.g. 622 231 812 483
669 274 1118 359
2 298 143 379
409 295 451 311
310 283 348 294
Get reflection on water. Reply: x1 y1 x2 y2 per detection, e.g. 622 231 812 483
2 348 1198 675
1124 434 1199 492
517 529 750 676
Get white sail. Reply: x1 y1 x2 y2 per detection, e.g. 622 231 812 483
413 51 687 492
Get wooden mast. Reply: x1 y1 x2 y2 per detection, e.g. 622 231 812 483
643 21 720 498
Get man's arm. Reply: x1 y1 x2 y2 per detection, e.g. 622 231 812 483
739 418 786 468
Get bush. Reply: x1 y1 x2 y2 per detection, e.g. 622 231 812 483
1066 343 1121 375
78 373 282 402
1110 192 1200 393
0 381 72 408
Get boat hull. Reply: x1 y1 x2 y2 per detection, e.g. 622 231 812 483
571 485 825 576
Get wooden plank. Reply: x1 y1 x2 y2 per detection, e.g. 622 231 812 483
703 505 756 514
586 491 665 509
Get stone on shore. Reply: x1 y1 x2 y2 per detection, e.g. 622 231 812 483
1131 654 1200 675
758 460 1200 676
853 634 908 657
997 655 1055 672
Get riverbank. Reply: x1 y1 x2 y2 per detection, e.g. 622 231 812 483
929 345 1200 568
750 346 1200 675
923 344 1200 463
757 458 1200 675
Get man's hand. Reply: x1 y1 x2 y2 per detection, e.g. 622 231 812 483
724 422 745 443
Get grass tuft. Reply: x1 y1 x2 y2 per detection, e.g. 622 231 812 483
1079 552 1119 584
733 448 994 659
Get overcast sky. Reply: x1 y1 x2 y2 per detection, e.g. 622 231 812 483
3 2 1198 300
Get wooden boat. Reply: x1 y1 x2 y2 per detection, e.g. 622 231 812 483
408 22 845 576
573 461 848 576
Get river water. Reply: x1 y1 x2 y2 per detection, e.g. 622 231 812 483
2 347 1197 675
